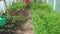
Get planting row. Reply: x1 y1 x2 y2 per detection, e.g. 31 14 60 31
31 2 60 34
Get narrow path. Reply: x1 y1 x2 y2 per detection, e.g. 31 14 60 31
15 9 34 34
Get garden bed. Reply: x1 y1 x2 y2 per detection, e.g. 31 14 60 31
31 2 60 34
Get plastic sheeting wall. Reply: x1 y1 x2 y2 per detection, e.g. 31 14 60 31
47 0 60 13
5 0 13 6
5 0 22 7
30 0 46 2
47 0 54 8
0 1 5 14
55 0 60 13
30 0 34 2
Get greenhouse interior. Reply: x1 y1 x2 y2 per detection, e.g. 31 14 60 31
0 0 60 34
